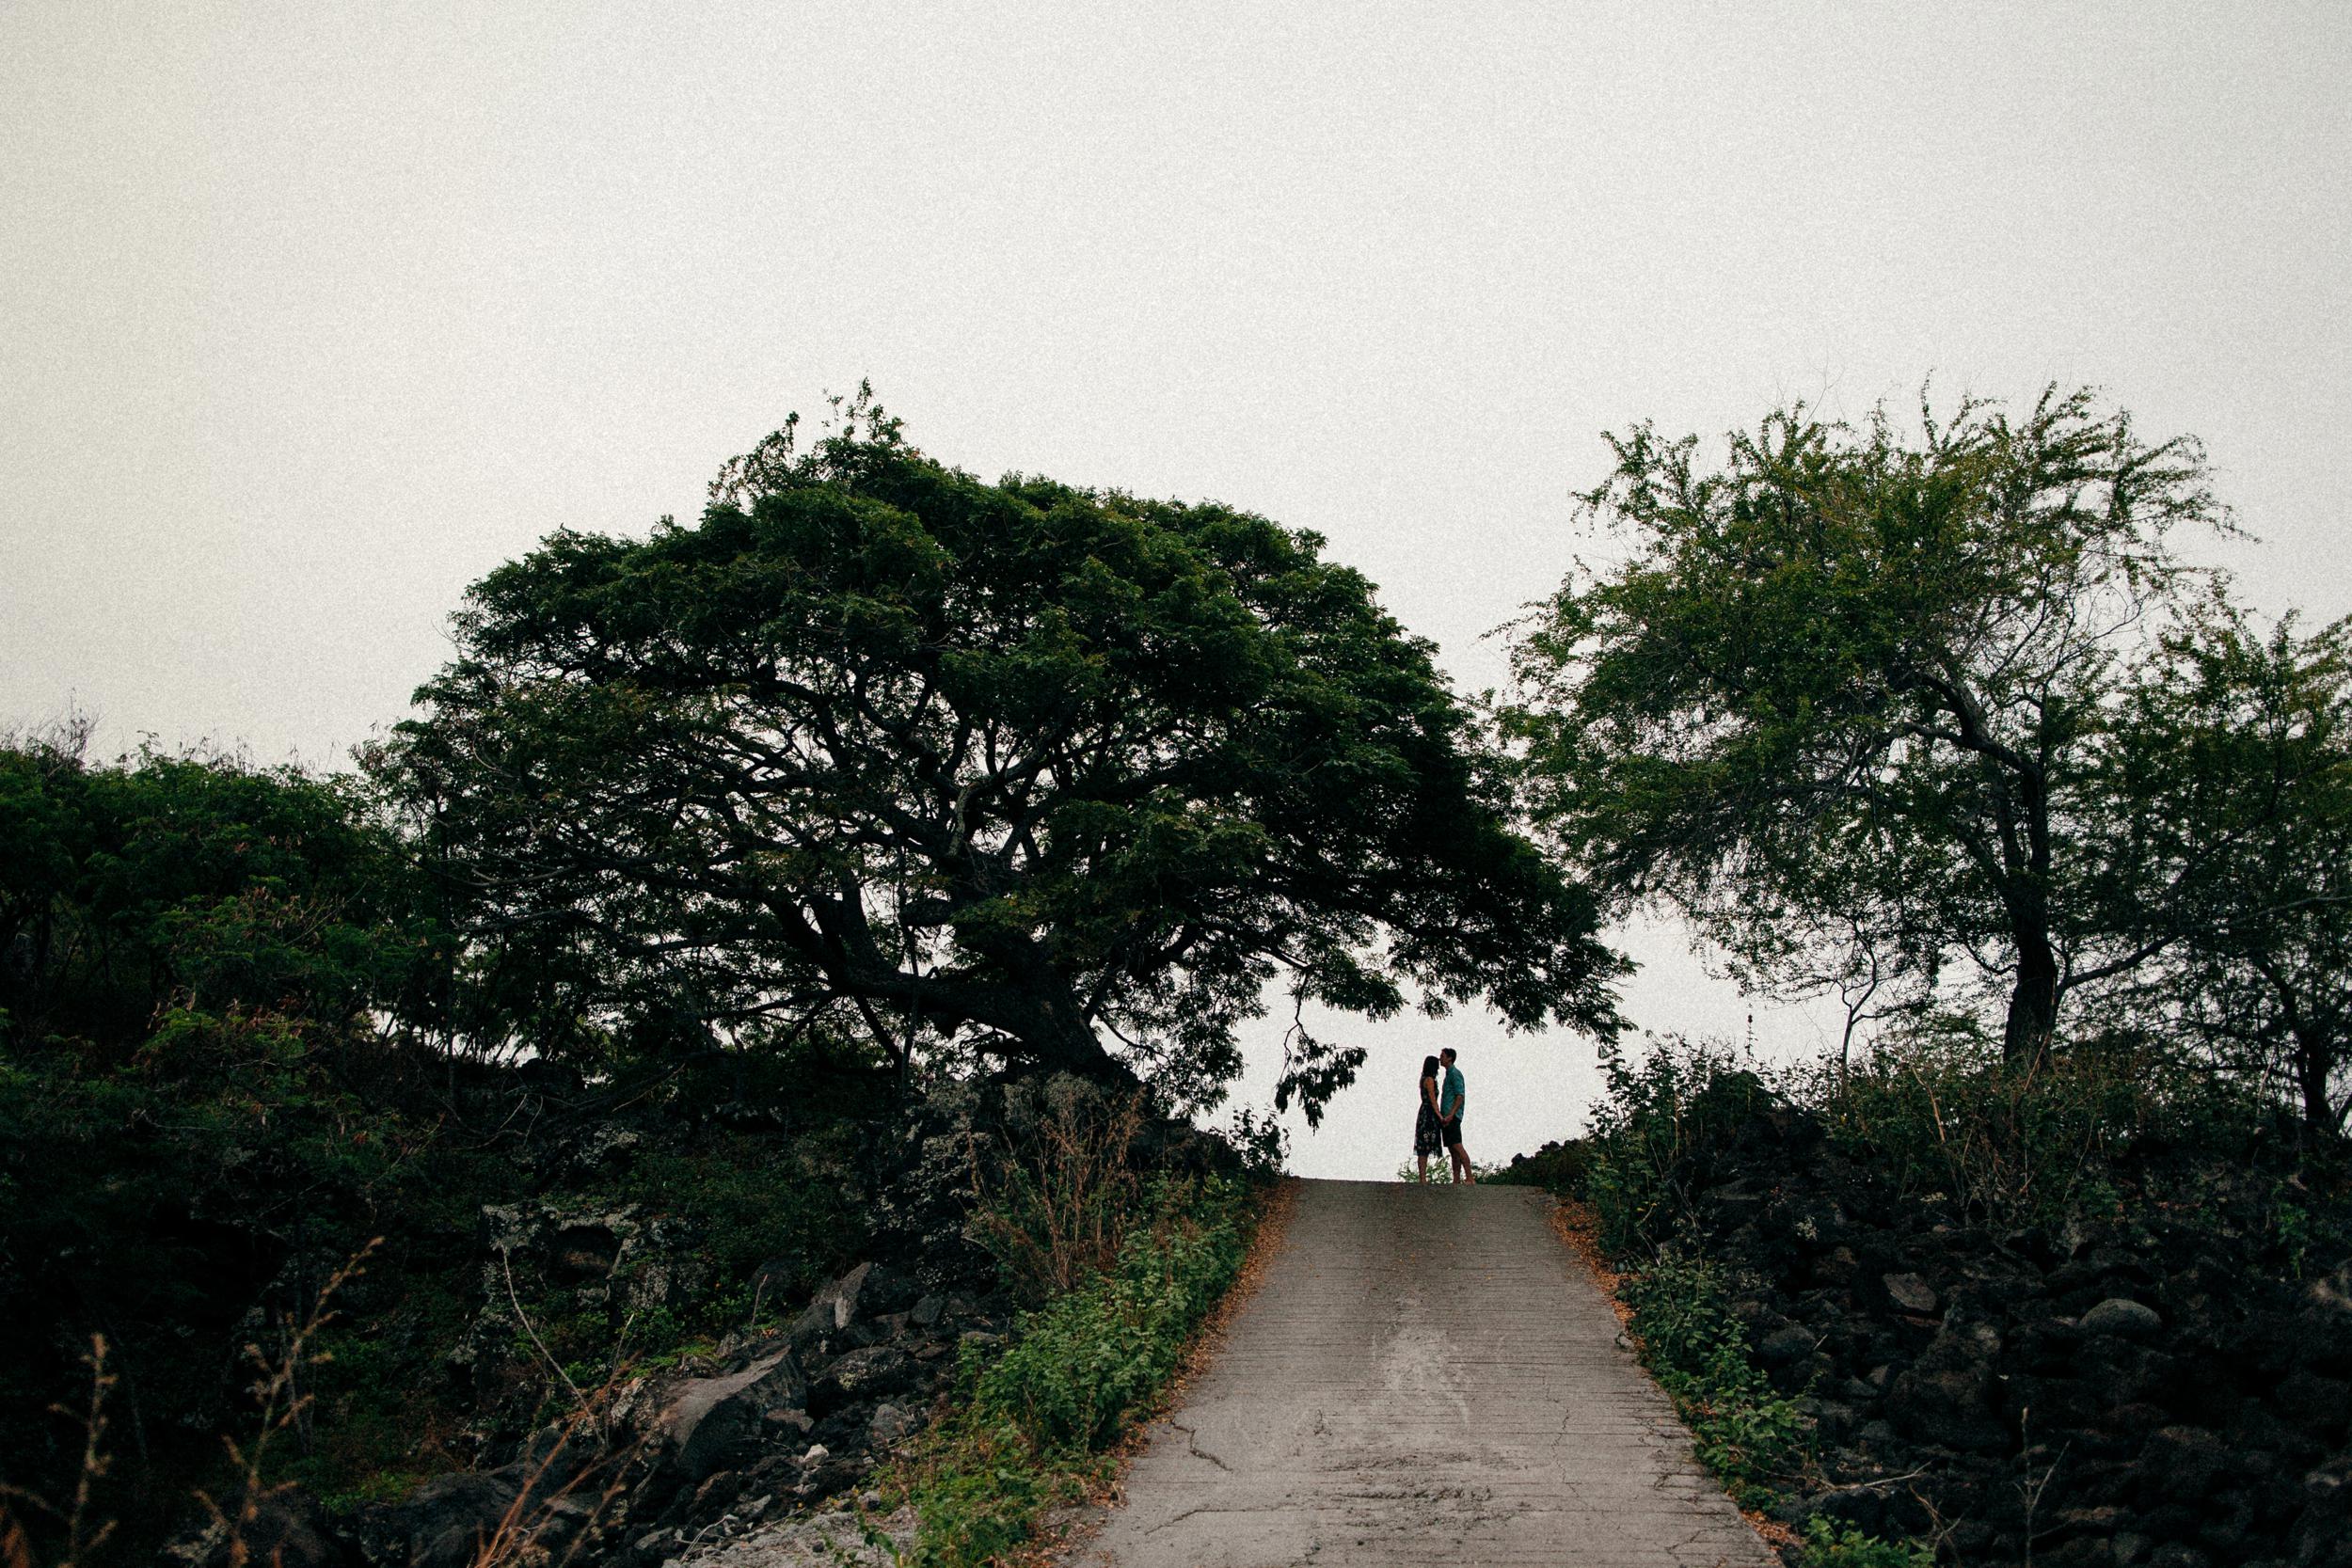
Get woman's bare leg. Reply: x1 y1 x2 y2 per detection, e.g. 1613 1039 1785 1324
1416 1153 1429 1181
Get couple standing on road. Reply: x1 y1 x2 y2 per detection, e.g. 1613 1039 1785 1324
1411 1048 1473 1182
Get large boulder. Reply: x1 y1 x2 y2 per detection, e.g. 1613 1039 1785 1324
790 1263 873 1349
357 1468 529 1568
656 1349 809 1481
1887 1318 2009 1453
2081 1297 2164 1340
1882 1272 1940 1315
809 1346 919 1416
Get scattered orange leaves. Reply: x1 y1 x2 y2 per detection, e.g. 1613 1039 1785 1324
1547 1196 1633 1328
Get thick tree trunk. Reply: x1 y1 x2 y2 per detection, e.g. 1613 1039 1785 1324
945 928 1136 1087
993 953 1137 1088
2294 1026 2342 1132
2002 920 2059 1069
1019 1009 1136 1086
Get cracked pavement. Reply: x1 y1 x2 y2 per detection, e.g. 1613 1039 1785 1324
1067 1180 1777 1568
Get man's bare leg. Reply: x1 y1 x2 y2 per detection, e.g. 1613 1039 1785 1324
1451 1142 1473 1183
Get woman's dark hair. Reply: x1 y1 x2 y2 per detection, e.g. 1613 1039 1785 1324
1421 1055 1441 1080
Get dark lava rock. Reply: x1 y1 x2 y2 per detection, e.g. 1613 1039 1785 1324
1888 1318 2009 1453
1883 1272 1940 1314
358 1468 535 1568
656 1347 808 1481
791 1261 875 1347
2082 1297 2165 1339
165 1486 351 1568
1757 1322 1816 1368
810 1345 919 1414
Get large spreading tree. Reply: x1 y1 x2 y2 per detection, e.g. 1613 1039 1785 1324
1506 388 2225 1067
374 396 1622 1116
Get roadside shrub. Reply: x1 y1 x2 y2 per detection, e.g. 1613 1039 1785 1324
968 1077 1149 1303
1583 1036 1773 1254
906 1173 1258 1566
1491 1137 1594 1194
1798 1515 1934 1568
975 1175 1246 1449
1619 1251 1806 1506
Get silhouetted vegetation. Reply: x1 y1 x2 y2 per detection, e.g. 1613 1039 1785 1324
10 379 2351 1565
1508 388 2352 1117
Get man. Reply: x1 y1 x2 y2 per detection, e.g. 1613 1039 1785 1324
1438 1047 1472 1183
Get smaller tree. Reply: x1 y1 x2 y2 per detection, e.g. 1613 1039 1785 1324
1506 387 2224 1066
2093 599 2352 1130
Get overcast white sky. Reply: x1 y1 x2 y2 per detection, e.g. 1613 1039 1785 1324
6 3 2349 1177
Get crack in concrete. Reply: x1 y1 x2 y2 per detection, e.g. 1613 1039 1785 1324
1168 1419 1234 1474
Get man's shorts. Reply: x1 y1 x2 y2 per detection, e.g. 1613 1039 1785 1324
1443 1111 1465 1147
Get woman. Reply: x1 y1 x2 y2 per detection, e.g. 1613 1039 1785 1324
1412 1054 1446 1180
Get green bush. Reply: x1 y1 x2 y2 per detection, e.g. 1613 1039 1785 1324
1801 1022 2268 1227
905 1174 1257 1566
1581 1036 1773 1254
1798 1515 1935 1568
1619 1252 1806 1506
1489 1138 1594 1194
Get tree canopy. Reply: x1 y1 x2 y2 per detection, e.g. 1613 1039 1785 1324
374 397 1622 1117
1506 387 2224 1067
2094 599 2352 1128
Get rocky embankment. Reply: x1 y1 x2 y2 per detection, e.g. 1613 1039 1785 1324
364 1251 990 1567
165 1077 1239 1568
1536 1111 2352 1568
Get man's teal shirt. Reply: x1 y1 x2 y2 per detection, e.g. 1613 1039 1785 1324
1441 1064 1465 1116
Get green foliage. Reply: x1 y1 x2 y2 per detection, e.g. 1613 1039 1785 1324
373 391 1621 1117
613 1128 869 1309
0 736 448 1540
1581 1036 1773 1254
0 735 887 1553
2258 1176 2319 1283
903 1175 1256 1566
1804 1024 2265 1227
1221 1105 1290 1180
2093 595 2352 1130
1488 1138 1594 1194
1619 1252 1807 1506
1507 386 2223 1067
1798 1515 1935 1568
974 1177 1247 1449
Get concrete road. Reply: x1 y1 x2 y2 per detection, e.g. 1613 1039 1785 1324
1069 1180 1778 1568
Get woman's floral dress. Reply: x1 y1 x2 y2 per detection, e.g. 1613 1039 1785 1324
1412 1076 1445 1157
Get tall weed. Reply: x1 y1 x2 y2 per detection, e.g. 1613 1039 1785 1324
968 1077 1148 1303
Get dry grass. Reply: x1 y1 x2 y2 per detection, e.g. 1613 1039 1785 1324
0 1336 117 1568
1547 1196 1632 1328
461 1383 645 1568
969 1085 1152 1303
